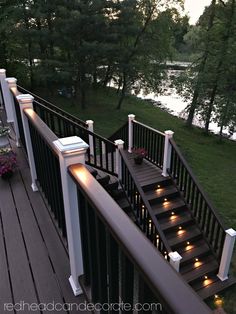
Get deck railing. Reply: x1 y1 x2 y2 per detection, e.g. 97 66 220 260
168 138 225 260
133 120 165 168
17 85 88 128
11 87 117 175
24 108 67 238
119 149 172 258
69 163 212 314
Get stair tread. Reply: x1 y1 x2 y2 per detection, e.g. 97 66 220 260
116 197 131 210
194 276 236 300
167 225 202 247
152 198 186 216
180 241 211 264
159 211 194 231
181 256 218 283
145 186 178 201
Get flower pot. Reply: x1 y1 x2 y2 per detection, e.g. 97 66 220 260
134 156 143 165
0 135 8 148
1 170 13 180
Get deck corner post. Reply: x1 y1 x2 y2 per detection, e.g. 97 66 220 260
217 228 236 281
169 251 182 272
86 119 94 156
162 130 174 177
128 114 135 153
5 77 21 147
114 139 124 180
0 69 14 122
53 136 89 296
16 94 38 191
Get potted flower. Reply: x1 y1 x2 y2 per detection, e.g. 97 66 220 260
0 148 17 180
0 125 10 148
132 147 148 165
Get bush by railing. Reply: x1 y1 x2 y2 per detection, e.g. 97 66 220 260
119 149 172 258
133 120 165 168
69 163 212 314
168 139 225 261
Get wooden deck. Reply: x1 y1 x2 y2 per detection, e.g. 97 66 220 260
0 111 87 313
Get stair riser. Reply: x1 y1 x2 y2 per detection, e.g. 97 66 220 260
142 179 172 192
155 205 187 219
162 220 194 233
170 234 203 251
180 251 212 268
149 192 180 205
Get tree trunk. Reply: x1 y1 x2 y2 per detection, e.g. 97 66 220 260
116 72 127 110
187 0 216 126
204 0 235 133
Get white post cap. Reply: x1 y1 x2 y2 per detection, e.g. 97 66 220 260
226 228 236 237
114 139 124 146
86 120 94 125
16 94 34 103
169 251 182 262
165 130 174 136
53 136 89 154
5 77 17 84
128 114 135 119
0 69 6 75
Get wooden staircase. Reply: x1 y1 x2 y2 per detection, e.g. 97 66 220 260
86 152 236 301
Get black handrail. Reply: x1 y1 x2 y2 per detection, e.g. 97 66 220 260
168 138 225 260
133 120 165 168
17 85 88 128
119 149 172 257
69 164 212 314
24 108 67 238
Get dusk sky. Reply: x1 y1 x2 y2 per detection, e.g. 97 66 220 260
184 0 212 24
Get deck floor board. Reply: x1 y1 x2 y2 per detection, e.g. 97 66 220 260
0 109 87 313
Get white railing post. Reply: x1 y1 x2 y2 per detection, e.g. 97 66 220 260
169 252 182 272
114 139 124 180
86 120 94 156
128 114 135 153
53 136 89 296
162 130 174 177
5 77 21 147
0 69 14 122
16 94 38 191
217 228 236 281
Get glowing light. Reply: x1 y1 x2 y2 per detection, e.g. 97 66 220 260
177 227 185 235
204 276 208 280
187 242 190 245
185 242 193 250
156 235 159 246
203 277 213 286
171 212 175 215
194 258 202 268
214 295 224 308
164 198 167 202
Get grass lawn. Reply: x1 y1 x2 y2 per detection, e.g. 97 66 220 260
36 86 236 313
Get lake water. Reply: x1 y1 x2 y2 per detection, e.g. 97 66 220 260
134 69 236 141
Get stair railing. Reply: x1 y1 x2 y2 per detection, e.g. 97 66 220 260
168 138 226 261
69 163 212 314
119 149 172 259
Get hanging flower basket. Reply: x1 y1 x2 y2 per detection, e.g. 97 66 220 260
132 148 148 165
0 148 17 180
0 126 10 148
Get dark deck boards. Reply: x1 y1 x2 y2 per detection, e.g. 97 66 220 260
0 110 86 313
